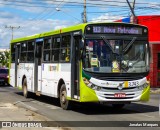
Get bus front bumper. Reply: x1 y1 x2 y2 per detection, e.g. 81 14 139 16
80 85 150 102
96 86 150 102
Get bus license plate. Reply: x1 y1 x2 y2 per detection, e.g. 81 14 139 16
114 93 126 98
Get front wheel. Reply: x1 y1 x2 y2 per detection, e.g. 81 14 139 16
60 84 71 110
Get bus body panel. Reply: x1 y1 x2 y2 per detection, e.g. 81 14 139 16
41 63 71 98
17 63 34 91
140 85 150 101
10 63 15 87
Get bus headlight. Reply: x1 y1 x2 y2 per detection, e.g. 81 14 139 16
91 85 101 91
138 83 149 90
83 78 101 91
91 84 101 91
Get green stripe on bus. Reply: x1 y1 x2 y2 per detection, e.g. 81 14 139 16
82 70 91 80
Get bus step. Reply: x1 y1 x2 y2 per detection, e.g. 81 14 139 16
36 91 41 96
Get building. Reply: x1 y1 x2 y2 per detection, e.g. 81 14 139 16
117 15 160 87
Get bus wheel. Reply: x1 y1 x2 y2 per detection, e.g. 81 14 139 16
112 104 125 109
23 78 29 98
60 84 71 110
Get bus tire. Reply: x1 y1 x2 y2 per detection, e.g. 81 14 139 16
60 84 71 110
22 78 29 98
112 104 125 109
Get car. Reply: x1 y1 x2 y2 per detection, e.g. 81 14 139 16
0 68 9 86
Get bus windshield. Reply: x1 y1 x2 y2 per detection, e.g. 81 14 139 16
83 39 149 73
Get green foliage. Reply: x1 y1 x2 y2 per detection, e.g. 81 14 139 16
0 50 10 68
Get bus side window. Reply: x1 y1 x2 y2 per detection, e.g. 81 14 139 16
43 52 50 62
11 44 16 63
52 37 60 62
20 43 27 62
60 35 71 62
43 38 51 62
27 41 35 62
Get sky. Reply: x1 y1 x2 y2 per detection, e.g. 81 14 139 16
0 0 160 49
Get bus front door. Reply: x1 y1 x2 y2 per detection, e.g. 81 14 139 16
71 35 81 99
34 39 43 94
15 44 20 87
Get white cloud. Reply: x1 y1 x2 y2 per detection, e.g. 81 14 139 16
91 13 123 23
0 12 73 49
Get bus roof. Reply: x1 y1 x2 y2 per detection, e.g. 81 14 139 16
10 22 147 43
11 23 87 43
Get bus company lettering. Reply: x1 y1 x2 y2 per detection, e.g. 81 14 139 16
19 64 33 71
48 65 59 71
25 66 33 71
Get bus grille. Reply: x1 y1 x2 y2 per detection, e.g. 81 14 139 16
97 76 143 81
96 87 142 100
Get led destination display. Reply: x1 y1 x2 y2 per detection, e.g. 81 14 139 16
86 25 144 35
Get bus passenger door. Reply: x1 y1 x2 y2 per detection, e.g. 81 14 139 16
34 39 43 94
71 32 82 99
15 44 20 87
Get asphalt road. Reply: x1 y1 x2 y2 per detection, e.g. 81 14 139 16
0 85 159 130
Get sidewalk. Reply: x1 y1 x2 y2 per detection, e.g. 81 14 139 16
150 87 160 94
0 103 63 130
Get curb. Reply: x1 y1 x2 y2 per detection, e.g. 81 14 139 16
150 89 160 94
13 101 38 112
13 101 71 129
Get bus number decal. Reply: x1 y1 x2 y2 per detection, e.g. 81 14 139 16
129 81 139 87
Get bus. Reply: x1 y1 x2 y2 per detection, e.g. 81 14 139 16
10 22 150 109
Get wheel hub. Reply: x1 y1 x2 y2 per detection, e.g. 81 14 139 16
61 90 66 104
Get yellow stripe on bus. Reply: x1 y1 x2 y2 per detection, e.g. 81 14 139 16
124 81 128 88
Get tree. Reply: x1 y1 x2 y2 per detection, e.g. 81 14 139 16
0 50 10 68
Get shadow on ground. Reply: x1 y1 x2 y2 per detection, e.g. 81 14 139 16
14 91 159 115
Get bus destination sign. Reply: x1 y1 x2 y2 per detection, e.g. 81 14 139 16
87 26 143 35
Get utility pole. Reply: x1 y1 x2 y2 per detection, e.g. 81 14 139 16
5 25 20 40
126 0 137 24
83 0 87 23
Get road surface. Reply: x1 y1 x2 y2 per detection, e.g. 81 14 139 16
0 85 159 130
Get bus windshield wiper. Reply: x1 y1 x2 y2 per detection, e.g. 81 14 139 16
123 37 137 53
101 36 115 54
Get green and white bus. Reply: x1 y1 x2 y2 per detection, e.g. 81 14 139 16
10 22 150 109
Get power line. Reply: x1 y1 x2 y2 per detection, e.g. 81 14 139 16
28 0 66 26
1 0 160 25
4 0 160 7
87 9 129 14
1 0 160 9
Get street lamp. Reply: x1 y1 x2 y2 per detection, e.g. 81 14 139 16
55 8 81 23
56 8 61 12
